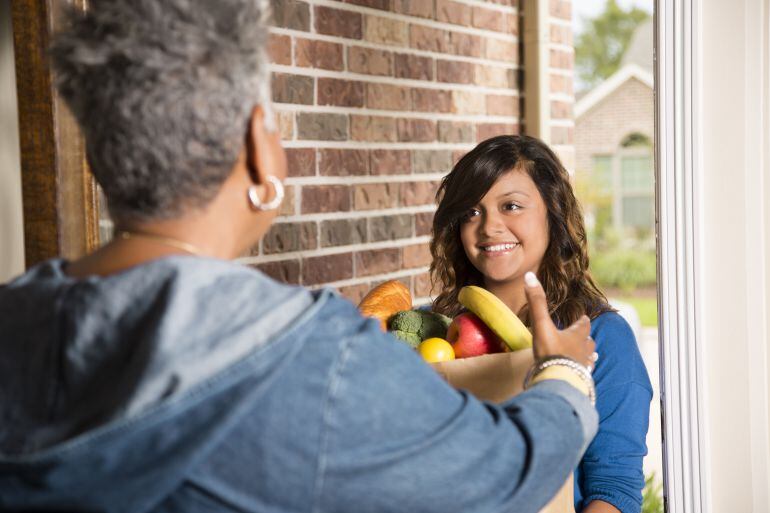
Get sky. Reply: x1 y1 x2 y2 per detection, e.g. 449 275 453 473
573 0 654 35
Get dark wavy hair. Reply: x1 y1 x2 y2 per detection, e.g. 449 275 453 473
430 135 613 327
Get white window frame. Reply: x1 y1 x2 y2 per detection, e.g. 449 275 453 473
655 0 710 511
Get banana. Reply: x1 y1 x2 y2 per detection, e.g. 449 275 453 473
458 286 532 351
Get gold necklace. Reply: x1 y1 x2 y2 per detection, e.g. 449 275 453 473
115 230 204 256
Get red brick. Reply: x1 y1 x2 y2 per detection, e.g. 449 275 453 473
550 74 573 95
472 6 506 32
392 0 434 18
317 78 365 107
279 184 296 216
271 73 314 104
506 13 519 36
348 47 393 76
551 126 574 145
263 222 318 254
316 6 362 39
452 149 467 165
295 38 344 70
319 149 369 176
412 150 453 173
438 120 474 142
353 183 400 210
436 0 471 25
550 100 573 119
410 25 449 53
411 88 452 113
486 94 520 117
366 83 410 110
475 64 515 88
364 15 409 46
413 271 434 297
278 111 294 140
449 32 484 58
303 253 354 285
371 149 411 175
254 259 300 284
549 0 571 20
394 53 433 80
355 248 402 276
268 34 291 65
320 218 367 247
271 0 310 31
486 38 518 62
345 0 389 9
403 243 432 268
397 118 436 142
437 60 475 84
369 214 413 241
285 148 316 177
302 185 351 213
550 49 574 69
477 122 518 141
337 283 372 304
297 113 348 141
351 115 397 142
415 212 434 236
400 180 438 206
550 24 573 46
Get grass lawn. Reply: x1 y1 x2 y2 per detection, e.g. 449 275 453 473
619 296 658 327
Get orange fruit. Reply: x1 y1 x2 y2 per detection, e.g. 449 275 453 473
418 338 455 363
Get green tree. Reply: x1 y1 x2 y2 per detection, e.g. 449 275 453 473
575 0 650 91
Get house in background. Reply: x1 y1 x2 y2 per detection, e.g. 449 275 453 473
575 19 654 236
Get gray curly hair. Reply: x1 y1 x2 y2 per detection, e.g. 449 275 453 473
50 0 274 221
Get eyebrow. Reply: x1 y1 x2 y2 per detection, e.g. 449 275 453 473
495 190 531 199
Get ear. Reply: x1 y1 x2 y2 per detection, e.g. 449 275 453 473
245 105 287 187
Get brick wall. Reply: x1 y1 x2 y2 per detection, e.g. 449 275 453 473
548 0 575 171
575 77 654 173
242 0 526 305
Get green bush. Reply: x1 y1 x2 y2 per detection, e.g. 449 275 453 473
591 249 657 293
642 472 664 513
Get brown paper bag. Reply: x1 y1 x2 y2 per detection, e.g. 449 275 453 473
432 349 576 513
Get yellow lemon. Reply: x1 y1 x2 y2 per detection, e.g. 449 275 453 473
418 337 455 363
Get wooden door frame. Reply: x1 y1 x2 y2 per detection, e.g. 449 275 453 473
11 0 98 268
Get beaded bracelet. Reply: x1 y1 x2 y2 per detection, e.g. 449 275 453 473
523 355 597 406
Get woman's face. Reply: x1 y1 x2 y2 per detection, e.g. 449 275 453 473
459 168 549 287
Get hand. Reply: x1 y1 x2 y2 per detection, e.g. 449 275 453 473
524 272 596 369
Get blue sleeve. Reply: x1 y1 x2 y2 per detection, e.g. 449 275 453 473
576 312 653 513
319 313 599 513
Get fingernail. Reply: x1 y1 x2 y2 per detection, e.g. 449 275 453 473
524 272 539 287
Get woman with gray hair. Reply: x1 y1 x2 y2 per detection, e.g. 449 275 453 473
0 1 598 511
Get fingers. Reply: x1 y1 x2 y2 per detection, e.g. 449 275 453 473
523 272 553 331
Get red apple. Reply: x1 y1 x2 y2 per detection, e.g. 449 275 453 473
446 312 504 358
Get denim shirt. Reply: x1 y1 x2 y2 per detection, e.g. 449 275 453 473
0 257 598 512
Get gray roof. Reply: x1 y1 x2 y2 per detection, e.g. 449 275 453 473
621 18 653 73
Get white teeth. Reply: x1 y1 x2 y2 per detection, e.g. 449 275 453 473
482 243 517 252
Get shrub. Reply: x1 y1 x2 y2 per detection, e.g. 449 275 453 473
591 248 657 293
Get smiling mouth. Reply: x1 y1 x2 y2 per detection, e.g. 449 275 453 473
479 243 519 254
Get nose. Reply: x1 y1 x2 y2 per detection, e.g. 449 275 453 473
480 210 506 237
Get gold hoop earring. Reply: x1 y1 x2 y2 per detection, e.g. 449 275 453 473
247 175 284 211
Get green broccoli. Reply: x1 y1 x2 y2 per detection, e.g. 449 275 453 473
388 310 452 349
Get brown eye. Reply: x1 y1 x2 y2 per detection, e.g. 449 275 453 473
460 208 480 223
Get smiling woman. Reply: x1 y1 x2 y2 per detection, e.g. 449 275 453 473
430 135 653 513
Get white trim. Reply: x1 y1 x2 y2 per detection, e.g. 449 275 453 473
746 0 770 509
655 1 710 512
575 63 654 118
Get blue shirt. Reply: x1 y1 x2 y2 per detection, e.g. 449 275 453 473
0 257 599 512
574 312 653 513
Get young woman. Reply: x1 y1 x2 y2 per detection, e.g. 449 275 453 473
431 135 653 513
